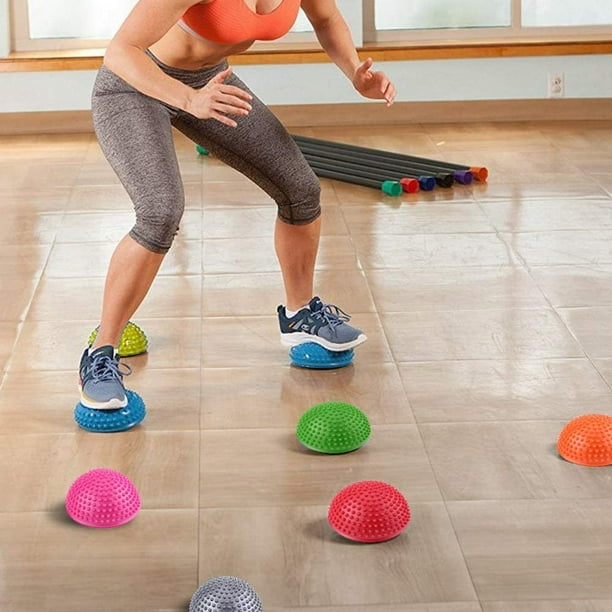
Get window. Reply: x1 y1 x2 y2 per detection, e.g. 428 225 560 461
522 0 612 28
374 0 510 31
8 0 612 53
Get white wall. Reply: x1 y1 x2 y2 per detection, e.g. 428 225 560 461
1 53 611 113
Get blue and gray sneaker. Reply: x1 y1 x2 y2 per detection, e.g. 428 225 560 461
278 296 367 352
78 345 131 410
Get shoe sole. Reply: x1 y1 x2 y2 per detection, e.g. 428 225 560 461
79 387 128 410
280 332 367 352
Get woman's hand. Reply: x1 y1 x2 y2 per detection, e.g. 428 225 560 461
185 66 253 127
352 57 396 106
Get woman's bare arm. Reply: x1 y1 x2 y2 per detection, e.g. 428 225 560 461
104 0 252 124
300 0 395 105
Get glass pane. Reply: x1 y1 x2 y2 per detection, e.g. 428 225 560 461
375 0 511 30
28 1 312 40
522 0 612 27
28 0 137 39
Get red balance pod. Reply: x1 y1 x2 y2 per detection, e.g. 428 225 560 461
328 480 411 543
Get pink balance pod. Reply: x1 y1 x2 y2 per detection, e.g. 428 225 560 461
328 480 410 543
557 413 612 467
66 468 141 528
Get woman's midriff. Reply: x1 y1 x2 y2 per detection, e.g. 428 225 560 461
149 23 254 70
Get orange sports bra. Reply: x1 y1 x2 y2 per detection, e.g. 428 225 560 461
178 0 301 45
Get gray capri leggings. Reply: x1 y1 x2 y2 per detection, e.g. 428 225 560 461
91 53 321 253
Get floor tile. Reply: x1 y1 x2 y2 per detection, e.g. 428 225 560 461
28 275 202 320
558 307 612 359
482 602 612 612
353 233 519 269
382 309 582 362
201 313 392 367
199 424 439 507
530 265 612 307
420 420 611 500
399 359 612 423
202 270 373 316
500 231 612 265
0 510 198 612
198 503 477 607
448 499 612 600
202 234 359 274
201 362 414 430
480 198 612 232
0 431 199 512
342 202 494 234
367 267 547 312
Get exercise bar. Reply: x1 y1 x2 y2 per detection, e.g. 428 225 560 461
301 144 447 189
293 134 487 182
307 164 403 196
298 140 464 187
304 152 430 192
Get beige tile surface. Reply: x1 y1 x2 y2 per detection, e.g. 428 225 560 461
201 362 414 429
202 269 374 316
399 359 612 423
448 499 612 600
382 309 582 362
3 122 612 610
0 431 199 511
367 266 548 312
199 425 440 507
482 602 612 612
558 307 612 359
198 503 477 607
530 264 612 307
420 420 611 500
0 510 198 612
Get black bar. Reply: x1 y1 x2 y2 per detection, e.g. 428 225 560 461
301 144 451 188
305 156 426 193
307 164 403 196
293 133 486 182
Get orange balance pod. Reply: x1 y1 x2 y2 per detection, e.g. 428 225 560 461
557 414 612 467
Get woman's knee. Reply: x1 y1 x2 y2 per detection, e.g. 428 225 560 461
130 194 185 254
278 170 321 225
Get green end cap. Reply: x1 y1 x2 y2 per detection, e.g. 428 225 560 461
296 401 371 454
381 180 402 196
88 321 148 358
196 144 210 155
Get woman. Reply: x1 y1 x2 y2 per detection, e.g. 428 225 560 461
79 0 396 410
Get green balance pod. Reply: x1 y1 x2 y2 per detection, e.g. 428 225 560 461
297 401 371 454
88 321 148 358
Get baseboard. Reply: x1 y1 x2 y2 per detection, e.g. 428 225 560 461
1 99 611 135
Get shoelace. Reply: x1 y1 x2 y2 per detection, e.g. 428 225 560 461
91 354 132 382
312 302 352 331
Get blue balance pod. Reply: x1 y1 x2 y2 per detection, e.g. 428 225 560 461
74 390 146 433
290 342 354 369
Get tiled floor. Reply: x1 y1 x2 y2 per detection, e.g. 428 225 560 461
1 120 612 611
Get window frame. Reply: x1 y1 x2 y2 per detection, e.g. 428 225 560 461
7 0 612 53
363 0 612 43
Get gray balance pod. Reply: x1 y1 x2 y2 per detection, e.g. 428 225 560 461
189 576 263 612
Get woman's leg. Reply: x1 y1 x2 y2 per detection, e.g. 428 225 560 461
93 235 164 349
174 71 366 350
81 66 185 408
274 216 320 311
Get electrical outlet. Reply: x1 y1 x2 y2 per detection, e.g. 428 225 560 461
548 73 564 98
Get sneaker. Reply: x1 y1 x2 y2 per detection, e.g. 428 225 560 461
79 345 131 410
278 296 367 352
